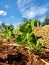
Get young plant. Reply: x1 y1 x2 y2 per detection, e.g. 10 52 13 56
34 40 45 52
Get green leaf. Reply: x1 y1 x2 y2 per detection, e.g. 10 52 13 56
31 20 34 30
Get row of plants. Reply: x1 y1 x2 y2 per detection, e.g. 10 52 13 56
16 20 45 53
0 20 45 54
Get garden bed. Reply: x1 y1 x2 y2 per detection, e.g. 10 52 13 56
0 44 49 65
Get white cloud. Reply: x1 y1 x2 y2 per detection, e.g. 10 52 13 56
20 6 48 19
40 16 45 22
17 0 48 19
17 0 34 12
0 21 2 25
13 21 22 28
0 10 7 16
24 6 47 18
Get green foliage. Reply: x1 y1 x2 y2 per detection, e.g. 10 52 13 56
0 23 14 40
16 19 44 52
31 20 34 30
16 20 35 45
34 40 45 52
42 15 49 26
45 16 49 25
19 20 34 33
19 22 32 33
0 20 45 53
0 22 6 30
26 33 37 44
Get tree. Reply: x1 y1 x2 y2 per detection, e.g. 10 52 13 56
8 24 14 36
0 22 6 30
44 15 49 25
23 18 28 22
34 20 41 27
19 19 35 33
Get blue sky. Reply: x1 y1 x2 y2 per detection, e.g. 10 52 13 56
0 0 49 27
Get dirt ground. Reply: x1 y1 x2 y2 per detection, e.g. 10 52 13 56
0 45 49 65
33 25 49 49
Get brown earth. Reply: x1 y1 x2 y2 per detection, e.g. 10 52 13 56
33 25 49 49
0 25 49 49
0 45 49 65
0 25 49 65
